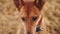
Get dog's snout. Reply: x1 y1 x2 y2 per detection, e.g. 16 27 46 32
27 32 31 34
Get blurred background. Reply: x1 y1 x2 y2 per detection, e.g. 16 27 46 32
0 0 60 34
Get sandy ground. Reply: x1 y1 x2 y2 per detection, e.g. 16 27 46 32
0 0 60 34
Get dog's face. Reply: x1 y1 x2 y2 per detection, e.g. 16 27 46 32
19 5 40 33
14 0 45 34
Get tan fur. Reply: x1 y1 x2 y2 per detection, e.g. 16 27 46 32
14 0 47 34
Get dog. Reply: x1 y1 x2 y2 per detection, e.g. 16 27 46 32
14 0 47 34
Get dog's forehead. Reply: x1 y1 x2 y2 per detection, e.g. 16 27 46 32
20 5 40 17
23 0 35 2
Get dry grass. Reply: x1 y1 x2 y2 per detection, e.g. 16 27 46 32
0 0 60 34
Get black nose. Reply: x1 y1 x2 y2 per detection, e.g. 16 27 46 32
27 32 31 34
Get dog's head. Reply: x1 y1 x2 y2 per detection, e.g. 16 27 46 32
14 0 45 34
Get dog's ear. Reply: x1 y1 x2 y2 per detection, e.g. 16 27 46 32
34 0 45 10
14 0 23 11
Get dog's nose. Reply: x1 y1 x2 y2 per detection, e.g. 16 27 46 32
27 32 31 34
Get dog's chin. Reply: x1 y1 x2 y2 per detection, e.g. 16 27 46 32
22 23 36 34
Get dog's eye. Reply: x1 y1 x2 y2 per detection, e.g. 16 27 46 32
32 17 38 21
21 17 26 21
